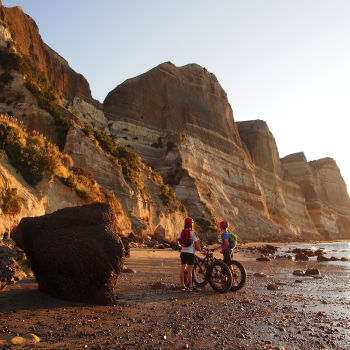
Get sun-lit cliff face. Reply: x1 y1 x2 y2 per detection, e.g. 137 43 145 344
104 62 350 241
1 2 350 241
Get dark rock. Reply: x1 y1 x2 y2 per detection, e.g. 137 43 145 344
256 255 271 262
293 270 306 276
0 245 25 289
267 283 279 291
305 268 320 276
295 253 309 261
317 255 330 262
253 272 267 278
11 203 127 305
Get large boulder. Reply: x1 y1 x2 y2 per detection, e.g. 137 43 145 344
11 203 128 305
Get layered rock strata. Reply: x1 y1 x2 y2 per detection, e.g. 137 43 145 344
104 63 287 240
237 120 318 240
0 3 107 131
281 153 350 239
63 125 186 240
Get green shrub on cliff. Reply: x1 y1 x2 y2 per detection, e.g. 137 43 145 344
82 123 141 185
0 48 69 150
160 184 184 212
1 188 22 215
0 121 49 185
0 115 123 212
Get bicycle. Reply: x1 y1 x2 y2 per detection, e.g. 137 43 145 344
224 254 246 291
185 247 233 293
185 247 246 292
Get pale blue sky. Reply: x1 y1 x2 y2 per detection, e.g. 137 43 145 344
3 0 350 188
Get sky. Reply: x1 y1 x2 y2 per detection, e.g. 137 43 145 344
3 0 350 189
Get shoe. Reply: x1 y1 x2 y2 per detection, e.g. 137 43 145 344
188 286 197 292
181 286 188 291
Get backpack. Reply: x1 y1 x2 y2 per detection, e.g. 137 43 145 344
228 231 237 249
180 229 192 247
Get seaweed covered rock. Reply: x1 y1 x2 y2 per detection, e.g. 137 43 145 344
11 203 128 305
0 244 26 289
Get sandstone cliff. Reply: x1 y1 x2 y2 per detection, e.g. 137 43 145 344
104 63 288 240
1 3 349 242
104 63 350 241
281 153 350 239
0 3 107 131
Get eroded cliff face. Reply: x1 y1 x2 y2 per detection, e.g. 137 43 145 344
104 63 292 241
237 120 318 240
104 63 350 241
0 3 107 131
0 157 86 237
1 3 349 242
281 154 350 239
63 125 185 240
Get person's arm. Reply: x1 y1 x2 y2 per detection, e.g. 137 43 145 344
220 239 229 254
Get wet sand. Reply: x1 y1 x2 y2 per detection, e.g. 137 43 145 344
0 246 350 349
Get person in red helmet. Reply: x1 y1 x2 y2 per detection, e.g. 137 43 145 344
214 221 237 264
177 217 203 291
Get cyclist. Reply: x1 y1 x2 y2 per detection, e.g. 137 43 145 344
214 221 237 264
177 217 203 291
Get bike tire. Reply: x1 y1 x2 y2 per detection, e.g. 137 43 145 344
227 260 246 291
207 260 232 293
193 259 208 287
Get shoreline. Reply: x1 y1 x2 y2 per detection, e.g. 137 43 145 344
0 245 349 349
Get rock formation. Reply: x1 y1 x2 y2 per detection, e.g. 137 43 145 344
0 243 26 289
104 63 350 240
11 203 127 304
281 154 350 239
0 3 107 133
1 2 349 243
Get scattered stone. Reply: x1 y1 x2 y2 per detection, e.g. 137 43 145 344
295 253 309 261
122 267 136 274
151 281 166 290
267 283 279 291
0 333 40 345
253 272 267 278
317 255 330 262
0 245 26 290
256 256 271 262
305 268 320 276
293 270 305 276
294 279 303 283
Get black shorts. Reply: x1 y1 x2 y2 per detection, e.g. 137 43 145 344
223 250 232 264
180 252 195 265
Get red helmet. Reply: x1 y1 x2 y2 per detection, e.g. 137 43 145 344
184 217 193 228
219 221 229 229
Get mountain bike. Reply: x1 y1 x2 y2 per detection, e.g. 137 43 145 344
185 248 233 293
225 255 246 291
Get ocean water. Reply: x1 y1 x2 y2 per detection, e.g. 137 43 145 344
279 241 350 260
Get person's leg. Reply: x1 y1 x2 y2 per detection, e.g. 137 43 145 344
187 264 193 287
180 264 187 287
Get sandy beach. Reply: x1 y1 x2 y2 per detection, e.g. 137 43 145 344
0 244 350 350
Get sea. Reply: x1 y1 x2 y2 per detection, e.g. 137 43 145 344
279 240 350 261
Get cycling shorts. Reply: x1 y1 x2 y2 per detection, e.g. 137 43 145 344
180 252 195 265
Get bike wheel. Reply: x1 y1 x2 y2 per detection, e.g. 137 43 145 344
227 260 246 291
207 260 232 293
193 259 208 287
